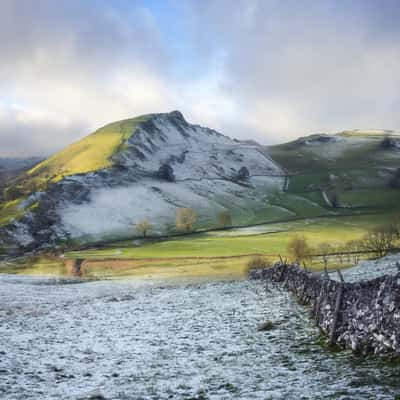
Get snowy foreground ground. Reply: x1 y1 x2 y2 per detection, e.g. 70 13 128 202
2 257 400 399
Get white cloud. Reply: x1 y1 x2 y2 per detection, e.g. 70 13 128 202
186 0 400 141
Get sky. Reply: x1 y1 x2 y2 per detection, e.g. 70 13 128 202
0 0 399 157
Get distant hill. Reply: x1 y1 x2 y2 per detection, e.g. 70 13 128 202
265 130 400 212
0 157 43 202
0 157 43 171
266 130 400 173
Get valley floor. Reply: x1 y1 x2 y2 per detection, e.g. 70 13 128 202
1 212 396 279
63 212 396 278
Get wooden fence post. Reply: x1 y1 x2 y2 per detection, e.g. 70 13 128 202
337 269 345 284
329 270 345 345
313 280 325 322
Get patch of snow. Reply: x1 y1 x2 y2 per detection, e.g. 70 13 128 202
331 253 400 283
61 176 285 240
321 191 332 207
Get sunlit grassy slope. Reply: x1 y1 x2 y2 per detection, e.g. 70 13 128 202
28 114 150 183
0 199 24 225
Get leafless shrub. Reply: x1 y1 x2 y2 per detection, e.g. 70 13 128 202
218 209 232 228
176 208 197 232
246 256 271 271
136 219 153 238
287 235 310 263
361 225 395 258
318 243 333 269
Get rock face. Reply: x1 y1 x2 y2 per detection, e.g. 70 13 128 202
250 263 400 356
2 111 285 250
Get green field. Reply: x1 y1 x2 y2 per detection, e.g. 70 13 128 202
1 210 396 280
68 213 391 260
55 212 394 279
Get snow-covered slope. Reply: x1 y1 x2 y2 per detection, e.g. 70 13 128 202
2 111 285 249
114 111 281 179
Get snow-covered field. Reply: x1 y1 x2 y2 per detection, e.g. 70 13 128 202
61 176 285 240
1 275 400 399
332 253 400 283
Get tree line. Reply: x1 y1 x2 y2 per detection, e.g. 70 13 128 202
287 217 400 268
134 208 233 238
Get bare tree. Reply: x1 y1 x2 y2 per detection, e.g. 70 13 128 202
176 208 197 232
287 235 310 263
336 245 346 265
318 243 333 269
345 240 362 264
391 214 400 239
345 244 352 263
136 219 153 238
218 209 232 228
361 225 395 258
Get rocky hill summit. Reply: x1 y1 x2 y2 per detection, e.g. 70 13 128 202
1 111 285 251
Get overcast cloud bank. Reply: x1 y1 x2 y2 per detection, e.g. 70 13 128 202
0 0 399 156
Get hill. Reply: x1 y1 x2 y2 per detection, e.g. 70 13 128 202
0 111 285 252
266 130 400 212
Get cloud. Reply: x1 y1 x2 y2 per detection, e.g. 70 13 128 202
0 0 175 156
185 0 400 142
0 0 400 156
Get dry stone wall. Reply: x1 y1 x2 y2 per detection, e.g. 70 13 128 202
249 263 400 356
